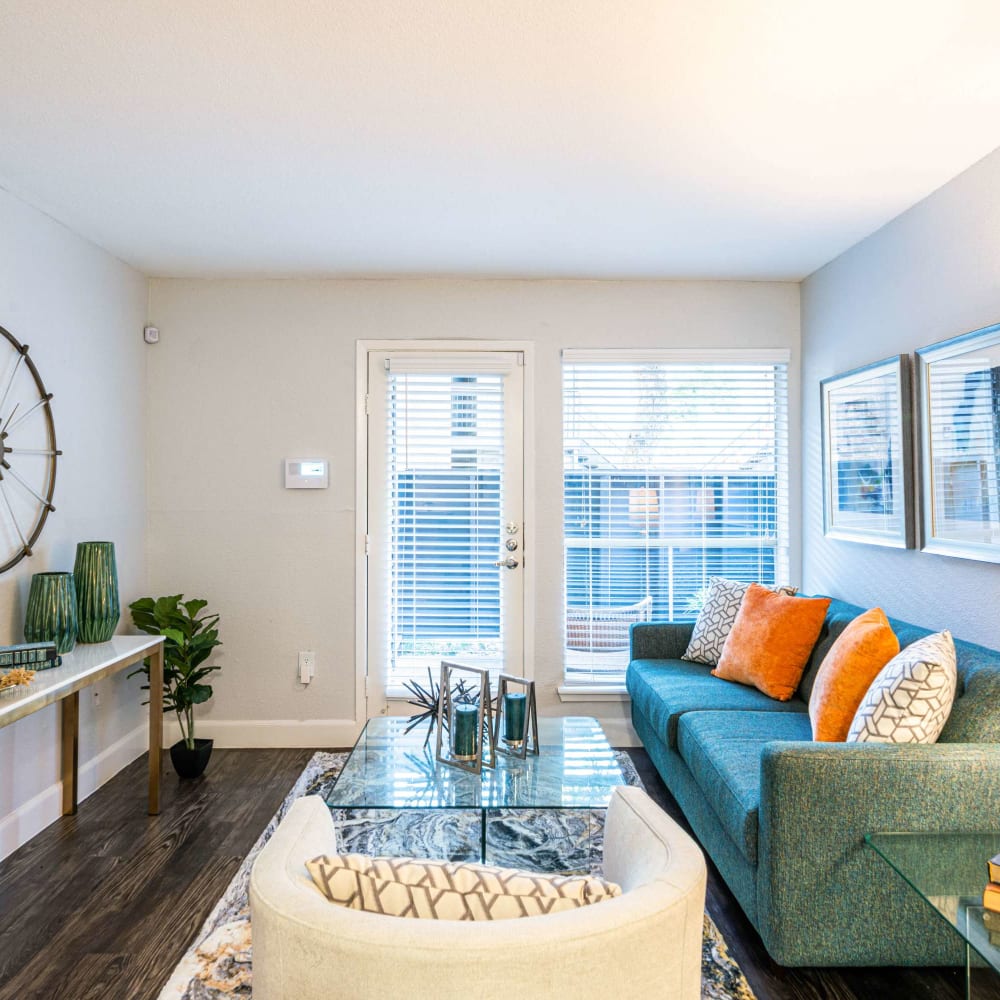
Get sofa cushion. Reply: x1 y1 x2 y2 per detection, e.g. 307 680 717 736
683 577 798 666
712 586 832 701
677 711 813 866
627 658 807 750
306 854 621 920
847 631 957 744
809 608 900 742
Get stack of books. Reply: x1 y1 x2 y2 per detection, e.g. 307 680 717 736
983 853 1000 944
0 641 61 670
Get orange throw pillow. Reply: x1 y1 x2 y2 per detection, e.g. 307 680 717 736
712 584 831 701
808 608 899 741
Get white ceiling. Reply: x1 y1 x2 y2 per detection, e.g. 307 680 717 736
2 1 1000 280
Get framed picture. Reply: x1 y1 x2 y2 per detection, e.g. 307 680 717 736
821 355 914 548
917 322 1000 562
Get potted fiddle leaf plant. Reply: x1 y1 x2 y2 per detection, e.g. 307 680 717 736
129 594 223 779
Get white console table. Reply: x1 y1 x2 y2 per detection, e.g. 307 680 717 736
0 635 165 814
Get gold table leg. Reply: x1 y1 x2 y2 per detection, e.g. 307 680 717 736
60 691 79 815
148 644 163 815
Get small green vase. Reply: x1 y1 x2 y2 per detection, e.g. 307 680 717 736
74 541 120 643
24 572 78 654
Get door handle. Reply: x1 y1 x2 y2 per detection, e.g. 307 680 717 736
494 557 519 569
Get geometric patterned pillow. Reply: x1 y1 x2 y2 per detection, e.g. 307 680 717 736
846 630 957 744
683 577 798 666
305 854 621 921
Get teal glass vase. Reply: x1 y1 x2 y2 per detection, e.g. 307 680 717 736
24 572 78 654
74 541 120 643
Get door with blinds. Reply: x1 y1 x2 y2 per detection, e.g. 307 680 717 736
366 350 525 712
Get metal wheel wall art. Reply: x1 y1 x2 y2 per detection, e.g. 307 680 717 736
0 326 60 573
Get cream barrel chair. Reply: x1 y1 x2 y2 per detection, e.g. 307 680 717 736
250 786 707 1000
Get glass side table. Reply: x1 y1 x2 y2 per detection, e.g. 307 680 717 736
866 832 1000 1000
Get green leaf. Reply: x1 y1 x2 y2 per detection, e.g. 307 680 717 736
153 594 184 625
189 684 213 704
183 598 208 618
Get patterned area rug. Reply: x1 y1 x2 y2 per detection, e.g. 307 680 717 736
158 751 757 1000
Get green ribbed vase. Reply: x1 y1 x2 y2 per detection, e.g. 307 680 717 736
74 541 120 643
24 572 78 654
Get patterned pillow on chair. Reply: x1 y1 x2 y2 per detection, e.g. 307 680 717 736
306 854 621 920
847 630 957 744
683 577 798 666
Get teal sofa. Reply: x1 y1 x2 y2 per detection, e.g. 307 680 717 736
626 597 1000 966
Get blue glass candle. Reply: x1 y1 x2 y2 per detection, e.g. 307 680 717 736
503 692 527 744
452 703 479 760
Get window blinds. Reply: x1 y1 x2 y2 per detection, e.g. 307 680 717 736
562 352 790 683
384 367 505 687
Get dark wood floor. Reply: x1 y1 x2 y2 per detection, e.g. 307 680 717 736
0 747 992 1000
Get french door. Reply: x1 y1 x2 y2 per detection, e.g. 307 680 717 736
365 348 526 712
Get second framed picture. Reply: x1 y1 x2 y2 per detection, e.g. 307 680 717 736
820 355 914 548
917 321 1000 563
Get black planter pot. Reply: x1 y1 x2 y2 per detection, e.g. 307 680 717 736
169 738 214 779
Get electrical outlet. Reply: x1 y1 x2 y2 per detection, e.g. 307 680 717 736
298 651 316 684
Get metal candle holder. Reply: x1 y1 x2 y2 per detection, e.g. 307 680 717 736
493 674 539 759
434 661 496 774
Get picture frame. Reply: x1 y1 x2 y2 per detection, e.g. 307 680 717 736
493 673 539 759
917 322 1000 563
434 660 496 774
820 355 914 548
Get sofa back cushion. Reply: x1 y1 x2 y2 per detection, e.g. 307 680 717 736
799 597 1000 743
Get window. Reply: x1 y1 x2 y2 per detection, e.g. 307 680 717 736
562 350 790 683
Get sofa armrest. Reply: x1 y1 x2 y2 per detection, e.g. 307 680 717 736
757 741 1000 965
629 622 694 661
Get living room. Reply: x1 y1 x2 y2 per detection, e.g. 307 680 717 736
1 3 1000 999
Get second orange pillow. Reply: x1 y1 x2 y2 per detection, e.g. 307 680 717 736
808 608 900 741
712 584 831 701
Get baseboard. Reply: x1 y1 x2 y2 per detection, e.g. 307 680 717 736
0 722 147 863
162 718 363 749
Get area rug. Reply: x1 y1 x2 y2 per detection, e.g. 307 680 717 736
158 751 757 1000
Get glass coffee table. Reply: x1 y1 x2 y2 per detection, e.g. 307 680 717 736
866 832 1000 999
325 715 624 870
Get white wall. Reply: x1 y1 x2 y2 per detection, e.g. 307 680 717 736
802 147 1000 648
0 188 148 860
147 278 800 746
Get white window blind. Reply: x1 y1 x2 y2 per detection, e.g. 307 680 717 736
562 352 790 683
383 365 506 688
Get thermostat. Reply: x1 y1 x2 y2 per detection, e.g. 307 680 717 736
285 458 329 489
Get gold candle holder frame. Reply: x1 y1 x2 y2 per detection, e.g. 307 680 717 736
434 660 496 774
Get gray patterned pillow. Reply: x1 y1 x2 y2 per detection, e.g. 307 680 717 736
306 854 621 920
683 577 798 665
846 630 957 744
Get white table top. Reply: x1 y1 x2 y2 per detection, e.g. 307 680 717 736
0 634 164 727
